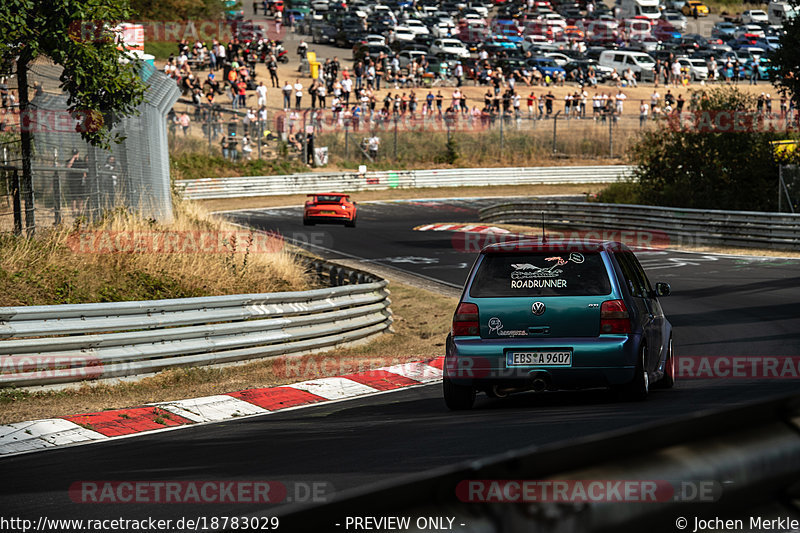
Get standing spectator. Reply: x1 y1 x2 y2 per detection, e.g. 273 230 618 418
267 56 279 87
354 61 364 91
375 58 385 91
317 83 327 109
241 134 253 160
615 90 626 116
66 149 87 213
256 81 267 107
639 101 649 127
237 78 247 108
179 112 190 135
282 81 292 110
294 79 303 108
671 60 681 87
341 74 353 107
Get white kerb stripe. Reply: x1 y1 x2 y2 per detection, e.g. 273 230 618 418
0 419 106 455
286 377 379 400
383 362 443 383
154 395 268 423
416 224 436 231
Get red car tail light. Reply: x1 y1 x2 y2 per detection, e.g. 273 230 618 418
600 299 632 334
453 302 479 336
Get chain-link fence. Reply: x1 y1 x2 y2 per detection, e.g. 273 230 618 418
779 165 800 214
0 57 180 234
168 99 653 167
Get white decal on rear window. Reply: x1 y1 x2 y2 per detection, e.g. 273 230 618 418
509 253 584 288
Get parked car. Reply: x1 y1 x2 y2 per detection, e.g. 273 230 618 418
663 11 688 31
443 239 674 410
681 0 709 16
430 38 472 58
598 50 656 82
527 56 567 78
711 21 737 39
741 9 769 24
676 56 709 80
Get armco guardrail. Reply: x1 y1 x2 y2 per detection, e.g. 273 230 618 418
0 262 391 388
480 200 800 251
271 393 800 533
176 166 632 200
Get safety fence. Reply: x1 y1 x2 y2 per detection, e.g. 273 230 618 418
0 260 391 388
177 165 632 200
479 200 800 251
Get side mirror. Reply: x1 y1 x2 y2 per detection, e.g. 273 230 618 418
654 282 671 297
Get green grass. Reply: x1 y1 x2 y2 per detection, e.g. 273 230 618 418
144 41 179 61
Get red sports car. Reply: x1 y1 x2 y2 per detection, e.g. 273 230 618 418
303 193 358 227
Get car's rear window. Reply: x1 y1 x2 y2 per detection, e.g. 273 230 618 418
469 252 612 297
314 195 346 203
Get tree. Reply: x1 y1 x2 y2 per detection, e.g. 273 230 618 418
628 87 798 212
0 0 148 233
771 0 800 109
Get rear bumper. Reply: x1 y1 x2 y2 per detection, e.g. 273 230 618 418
447 334 640 389
304 211 353 221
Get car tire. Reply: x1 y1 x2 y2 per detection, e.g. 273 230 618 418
653 337 675 389
303 217 314 226
345 215 356 228
618 344 649 401
443 377 475 410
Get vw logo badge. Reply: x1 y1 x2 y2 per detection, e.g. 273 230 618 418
532 302 546 316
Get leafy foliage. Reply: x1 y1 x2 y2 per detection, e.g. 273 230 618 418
628 87 799 211
0 0 148 147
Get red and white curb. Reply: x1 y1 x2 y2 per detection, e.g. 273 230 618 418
414 223 511 234
0 357 444 456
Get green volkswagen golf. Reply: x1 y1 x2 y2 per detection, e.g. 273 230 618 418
443 239 675 410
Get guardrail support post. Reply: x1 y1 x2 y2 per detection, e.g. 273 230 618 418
53 170 61 226
552 111 561 153
12 169 22 235
609 114 614 158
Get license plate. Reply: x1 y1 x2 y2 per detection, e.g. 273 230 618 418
320 210 336 214
506 350 572 367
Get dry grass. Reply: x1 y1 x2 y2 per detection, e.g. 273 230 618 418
0 198 310 306
0 282 456 423
197 183 607 212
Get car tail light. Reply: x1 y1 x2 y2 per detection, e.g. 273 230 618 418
452 302 479 336
600 299 632 334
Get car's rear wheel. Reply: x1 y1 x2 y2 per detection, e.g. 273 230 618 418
443 377 475 410
303 217 314 226
653 337 675 389
345 214 356 228
617 344 649 401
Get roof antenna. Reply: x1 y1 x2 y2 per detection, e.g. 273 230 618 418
541 211 547 244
